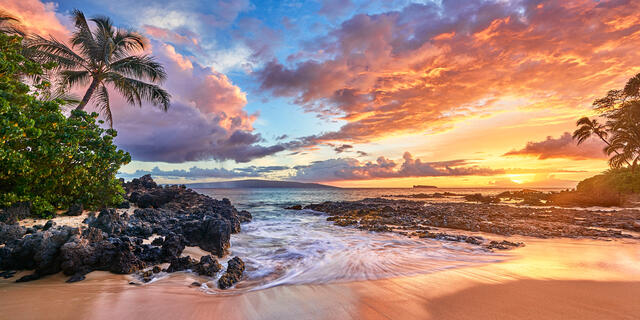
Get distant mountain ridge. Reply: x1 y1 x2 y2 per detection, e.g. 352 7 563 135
185 179 339 189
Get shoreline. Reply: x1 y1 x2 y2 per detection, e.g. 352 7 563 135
1 238 639 319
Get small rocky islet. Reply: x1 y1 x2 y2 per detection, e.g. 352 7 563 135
0 175 250 289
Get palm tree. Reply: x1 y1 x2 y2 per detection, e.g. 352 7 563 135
27 10 170 126
604 102 640 172
573 116 631 166
0 10 24 36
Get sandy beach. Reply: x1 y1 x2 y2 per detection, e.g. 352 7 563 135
2 237 639 320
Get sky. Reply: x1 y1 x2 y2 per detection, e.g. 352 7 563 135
5 0 640 187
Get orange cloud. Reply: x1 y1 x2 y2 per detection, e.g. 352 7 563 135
259 0 640 146
2 0 68 39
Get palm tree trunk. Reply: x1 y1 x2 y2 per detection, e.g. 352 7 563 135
76 78 99 111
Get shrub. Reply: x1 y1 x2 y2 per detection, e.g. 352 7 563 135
0 34 131 218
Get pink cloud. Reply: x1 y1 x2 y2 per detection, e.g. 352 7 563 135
2 0 69 39
293 152 503 181
504 132 607 160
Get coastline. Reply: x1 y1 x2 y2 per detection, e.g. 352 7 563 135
1 237 639 320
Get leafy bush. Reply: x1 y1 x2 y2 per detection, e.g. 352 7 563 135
0 34 131 218
577 168 640 194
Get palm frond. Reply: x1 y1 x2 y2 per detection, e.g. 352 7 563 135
0 10 25 36
111 30 147 59
110 55 166 82
58 70 91 90
26 35 87 69
94 84 113 127
70 9 99 60
106 73 170 110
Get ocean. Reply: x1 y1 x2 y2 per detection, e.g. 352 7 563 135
192 187 553 293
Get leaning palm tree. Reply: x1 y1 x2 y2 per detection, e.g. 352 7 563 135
0 10 24 36
572 116 631 166
573 117 609 145
27 10 170 126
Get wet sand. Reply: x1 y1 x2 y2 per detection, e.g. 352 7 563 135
1 238 639 320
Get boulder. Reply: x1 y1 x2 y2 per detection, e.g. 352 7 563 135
218 256 245 289
194 255 222 277
167 256 197 272
87 209 127 236
0 223 26 245
65 203 83 216
160 233 185 261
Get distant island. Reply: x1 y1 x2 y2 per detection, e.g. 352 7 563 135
413 185 438 189
185 179 340 189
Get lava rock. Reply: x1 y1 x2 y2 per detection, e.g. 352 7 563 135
0 202 31 224
194 255 222 277
65 203 83 216
0 223 26 245
167 256 197 272
218 256 245 289
87 209 127 236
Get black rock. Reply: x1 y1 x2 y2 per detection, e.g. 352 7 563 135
117 201 131 209
0 223 26 245
285 205 303 210
0 202 30 224
194 255 222 277
66 272 86 283
0 270 16 279
87 209 127 236
237 210 252 223
218 256 245 289
65 203 83 216
160 233 185 261
42 220 56 231
167 256 197 272
151 237 164 246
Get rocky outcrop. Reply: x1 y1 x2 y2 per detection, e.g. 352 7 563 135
0 175 251 284
0 223 26 246
306 198 640 248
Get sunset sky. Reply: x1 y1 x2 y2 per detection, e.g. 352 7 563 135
6 0 640 187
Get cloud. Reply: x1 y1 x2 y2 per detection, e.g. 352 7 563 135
258 0 640 145
333 144 353 153
2 0 69 39
292 152 503 181
118 165 287 180
107 42 286 163
504 132 607 160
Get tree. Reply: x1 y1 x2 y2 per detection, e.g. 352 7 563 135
27 10 170 126
0 33 131 217
573 73 640 172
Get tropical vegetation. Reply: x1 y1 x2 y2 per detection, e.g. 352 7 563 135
26 9 170 126
0 27 131 217
574 73 640 172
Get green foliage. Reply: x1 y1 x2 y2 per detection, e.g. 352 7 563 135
574 73 640 171
0 33 130 218
577 168 640 195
